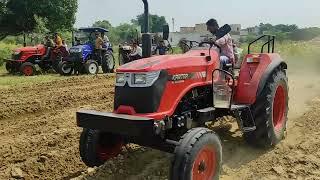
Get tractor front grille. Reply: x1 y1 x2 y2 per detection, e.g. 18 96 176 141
69 52 82 61
12 53 21 60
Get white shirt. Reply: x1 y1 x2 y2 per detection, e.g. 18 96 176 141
130 46 142 57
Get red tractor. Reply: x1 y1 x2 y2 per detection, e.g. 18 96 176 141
5 44 69 76
76 1 288 179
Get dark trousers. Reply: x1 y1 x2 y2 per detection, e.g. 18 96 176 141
130 55 142 61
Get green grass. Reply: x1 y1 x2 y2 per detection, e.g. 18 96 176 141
0 42 21 66
0 65 66 88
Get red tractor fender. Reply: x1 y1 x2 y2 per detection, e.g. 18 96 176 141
256 59 287 97
234 53 287 105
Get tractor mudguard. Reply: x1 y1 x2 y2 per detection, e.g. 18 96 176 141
234 54 286 105
256 60 287 96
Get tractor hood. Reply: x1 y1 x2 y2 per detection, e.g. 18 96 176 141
117 49 219 73
15 44 45 53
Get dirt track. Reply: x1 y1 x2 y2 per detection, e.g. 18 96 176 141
1 57 320 180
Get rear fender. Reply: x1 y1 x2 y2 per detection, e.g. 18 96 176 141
256 60 287 96
234 54 287 104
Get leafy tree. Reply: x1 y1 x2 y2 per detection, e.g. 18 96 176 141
132 14 167 33
92 20 138 44
0 0 78 40
114 23 139 43
92 20 112 30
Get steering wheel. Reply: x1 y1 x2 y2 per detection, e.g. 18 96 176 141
179 40 200 52
198 41 221 52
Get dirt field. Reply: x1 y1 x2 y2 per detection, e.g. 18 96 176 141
1 54 320 180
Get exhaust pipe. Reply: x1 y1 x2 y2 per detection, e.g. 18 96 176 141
142 0 149 33
141 0 152 58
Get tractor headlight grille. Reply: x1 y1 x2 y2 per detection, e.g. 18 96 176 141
115 71 161 87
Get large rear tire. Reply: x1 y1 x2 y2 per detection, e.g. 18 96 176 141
20 62 35 76
102 53 115 73
58 61 73 76
170 128 222 180
85 60 99 75
79 129 123 167
244 67 288 148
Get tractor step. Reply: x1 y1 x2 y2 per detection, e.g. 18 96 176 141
232 104 256 133
242 126 256 132
197 107 215 124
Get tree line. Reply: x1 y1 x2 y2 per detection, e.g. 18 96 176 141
242 23 320 42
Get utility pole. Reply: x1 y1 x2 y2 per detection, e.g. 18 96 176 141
172 18 175 32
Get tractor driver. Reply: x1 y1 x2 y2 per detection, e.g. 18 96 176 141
206 19 234 69
42 35 54 60
129 41 142 60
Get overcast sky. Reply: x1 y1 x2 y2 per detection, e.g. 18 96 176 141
76 0 319 30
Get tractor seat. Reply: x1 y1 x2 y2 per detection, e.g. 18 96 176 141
43 47 52 60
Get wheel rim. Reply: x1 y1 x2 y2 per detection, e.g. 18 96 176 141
61 63 72 74
192 145 216 180
96 141 123 161
88 63 97 74
23 65 33 76
273 85 286 131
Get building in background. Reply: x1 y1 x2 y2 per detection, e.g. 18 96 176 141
169 23 243 46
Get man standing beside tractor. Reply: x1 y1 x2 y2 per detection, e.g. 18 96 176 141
95 32 104 60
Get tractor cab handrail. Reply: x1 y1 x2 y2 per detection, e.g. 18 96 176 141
248 35 275 54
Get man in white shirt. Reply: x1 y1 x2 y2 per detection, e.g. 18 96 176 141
130 42 143 61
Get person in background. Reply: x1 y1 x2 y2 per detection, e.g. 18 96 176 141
54 33 63 49
206 19 234 69
95 32 104 60
129 41 142 61
42 35 54 60
156 40 167 55
44 35 54 47
62 40 68 51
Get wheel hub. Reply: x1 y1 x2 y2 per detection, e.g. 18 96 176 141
273 85 286 132
198 160 207 172
62 64 71 73
192 145 216 180
23 66 33 76
89 63 97 74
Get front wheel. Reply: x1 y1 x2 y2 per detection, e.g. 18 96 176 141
5 61 15 74
170 128 222 180
244 67 288 148
85 60 99 75
79 129 123 167
20 62 35 76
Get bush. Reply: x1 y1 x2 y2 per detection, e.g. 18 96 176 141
0 42 20 66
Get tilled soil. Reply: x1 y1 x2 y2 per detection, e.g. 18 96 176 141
0 75 116 179
1 58 320 180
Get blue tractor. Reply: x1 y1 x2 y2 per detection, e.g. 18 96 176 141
58 27 115 75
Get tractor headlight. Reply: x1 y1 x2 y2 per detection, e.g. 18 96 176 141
13 51 21 55
115 71 161 87
131 71 161 87
133 74 147 84
116 73 126 84
70 48 82 53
